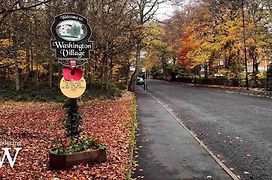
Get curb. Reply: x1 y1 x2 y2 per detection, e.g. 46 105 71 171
126 95 138 180
147 91 240 180
180 83 272 99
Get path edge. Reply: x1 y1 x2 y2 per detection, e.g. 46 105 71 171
147 91 240 180
125 94 138 180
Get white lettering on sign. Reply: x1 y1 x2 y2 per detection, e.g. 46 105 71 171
60 15 79 20
60 49 85 58
0 148 22 168
52 42 92 51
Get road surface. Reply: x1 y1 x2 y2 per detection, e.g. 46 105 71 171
134 86 232 179
136 80 272 180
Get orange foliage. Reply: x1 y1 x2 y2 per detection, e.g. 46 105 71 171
178 35 192 69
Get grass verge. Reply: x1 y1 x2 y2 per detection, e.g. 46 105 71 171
126 94 138 180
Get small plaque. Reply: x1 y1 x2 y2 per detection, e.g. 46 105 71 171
60 77 86 98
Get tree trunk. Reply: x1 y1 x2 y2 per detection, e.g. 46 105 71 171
23 47 31 87
30 46 34 81
48 3 53 88
128 40 141 92
12 36 20 91
126 61 130 85
49 57 53 88
85 63 91 86
15 53 20 91
36 70 39 86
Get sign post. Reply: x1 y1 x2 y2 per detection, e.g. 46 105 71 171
51 13 93 140
51 13 92 98
49 14 107 170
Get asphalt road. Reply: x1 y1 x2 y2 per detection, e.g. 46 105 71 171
134 86 232 180
143 80 272 180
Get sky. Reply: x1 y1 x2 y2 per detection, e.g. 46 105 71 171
155 0 193 20
155 2 175 20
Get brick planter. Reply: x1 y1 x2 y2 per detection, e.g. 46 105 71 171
49 148 107 170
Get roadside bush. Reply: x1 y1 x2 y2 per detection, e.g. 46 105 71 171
0 80 124 102
84 81 123 100
0 86 65 102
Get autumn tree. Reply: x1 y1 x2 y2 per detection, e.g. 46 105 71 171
1 0 139 93
142 22 171 76
167 0 271 87
128 0 168 91
1 0 52 90
245 0 272 84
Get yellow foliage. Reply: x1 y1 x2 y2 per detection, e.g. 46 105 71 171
0 39 13 48
33 64 48 74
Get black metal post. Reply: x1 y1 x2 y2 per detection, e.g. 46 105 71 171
242 0 249 90
194 67 197 86
144 69 147 90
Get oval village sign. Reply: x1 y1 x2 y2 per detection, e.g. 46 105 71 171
51 13 93 66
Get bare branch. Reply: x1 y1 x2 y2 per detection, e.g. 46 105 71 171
1 0 51 22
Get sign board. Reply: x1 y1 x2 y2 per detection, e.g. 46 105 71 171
51 13 93 66
60 77 86 98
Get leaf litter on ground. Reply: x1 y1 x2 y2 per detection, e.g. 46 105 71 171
0 92 135 180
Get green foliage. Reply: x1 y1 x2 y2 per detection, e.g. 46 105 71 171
0 80 125 102
51 136 106 155
96 143 107 150
150 62 184 81
0 85 65 102
256 72 266 79
166 64 184 76
63 99 82 140
150 65 163 78
125 95 137 180
127 95 137 151
83 81 123 100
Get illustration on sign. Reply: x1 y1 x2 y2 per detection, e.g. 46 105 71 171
51 13 93 66
57 20 88 42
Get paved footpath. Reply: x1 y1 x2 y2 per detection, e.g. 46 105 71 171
133 87 233 180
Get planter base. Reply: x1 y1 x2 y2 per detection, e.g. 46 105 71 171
49 149 107 170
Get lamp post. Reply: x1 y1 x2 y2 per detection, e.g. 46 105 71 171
142 68 147 90
242 0 249 90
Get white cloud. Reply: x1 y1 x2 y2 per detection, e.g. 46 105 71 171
155 0 196 20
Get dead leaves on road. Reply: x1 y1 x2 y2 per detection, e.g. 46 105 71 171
0 92 134 179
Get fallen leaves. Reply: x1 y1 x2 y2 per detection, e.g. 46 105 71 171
244 171 250 175
0 92 135 179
